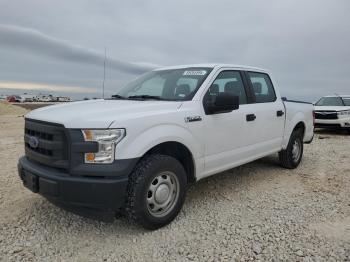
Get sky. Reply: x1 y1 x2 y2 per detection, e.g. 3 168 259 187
0 0 349 101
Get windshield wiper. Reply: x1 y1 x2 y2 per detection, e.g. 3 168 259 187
111 94 127 99
127 95 164 100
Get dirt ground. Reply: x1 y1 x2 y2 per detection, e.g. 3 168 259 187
0 102 349 261
11 102 56 111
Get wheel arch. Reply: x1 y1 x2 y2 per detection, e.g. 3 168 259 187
142 141 196 184
284 121 306 147
293 121 306 136
282 111 308 149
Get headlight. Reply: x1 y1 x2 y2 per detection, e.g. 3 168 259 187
337 110 350 116
82 129 125 164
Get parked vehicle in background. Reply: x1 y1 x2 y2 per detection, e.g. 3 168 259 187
21 94 37 102
37 95 54 102
54 96 71 102
18 64 314 229
6 95 22 102
0 95 7 101
314 95 350 132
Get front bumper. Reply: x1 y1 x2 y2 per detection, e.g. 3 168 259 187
18 156 131 213
315 118 350 128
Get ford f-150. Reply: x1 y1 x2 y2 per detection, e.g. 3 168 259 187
18 64 314 229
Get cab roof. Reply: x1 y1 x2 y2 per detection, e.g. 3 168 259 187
322 95 350 98
154 64 268 73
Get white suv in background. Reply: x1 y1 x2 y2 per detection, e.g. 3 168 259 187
314 95 350 132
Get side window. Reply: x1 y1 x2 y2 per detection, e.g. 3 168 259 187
206 71 247 105
247 72 276 103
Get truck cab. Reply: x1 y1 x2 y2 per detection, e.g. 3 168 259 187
18 64 314 229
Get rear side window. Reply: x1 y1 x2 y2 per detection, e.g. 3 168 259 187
247 72 276 103
206 71 247 105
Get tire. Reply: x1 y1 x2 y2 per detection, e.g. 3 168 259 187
279 129 304 169
125 154 187 229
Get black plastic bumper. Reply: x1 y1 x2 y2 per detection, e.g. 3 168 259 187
315 123 349 129
18 156 132 213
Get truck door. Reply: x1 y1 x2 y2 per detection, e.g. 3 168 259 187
201 70 256 178
245 71 285 154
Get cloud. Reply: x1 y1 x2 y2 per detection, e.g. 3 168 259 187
0 1 349 100
0 24 158 75
0 81 97 93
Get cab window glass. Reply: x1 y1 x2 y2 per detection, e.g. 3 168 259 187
206 71 247 105
248 72 276 103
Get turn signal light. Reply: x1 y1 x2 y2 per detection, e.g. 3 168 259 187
85 153 95 162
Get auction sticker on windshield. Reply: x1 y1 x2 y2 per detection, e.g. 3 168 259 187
183 70 207 76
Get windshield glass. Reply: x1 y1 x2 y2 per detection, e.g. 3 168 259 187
114 67 212 101
343 98 350 106
315 96 344 106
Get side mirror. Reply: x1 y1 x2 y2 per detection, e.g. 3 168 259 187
206 93 239 114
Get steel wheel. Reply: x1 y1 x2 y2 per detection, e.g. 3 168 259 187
291 139 301 162
279 129 304 169
146 171 180 218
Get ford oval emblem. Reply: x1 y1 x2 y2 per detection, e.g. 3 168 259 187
28 136 39 148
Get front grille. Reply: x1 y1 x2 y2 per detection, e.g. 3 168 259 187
24 119 69 169
315 111 338 120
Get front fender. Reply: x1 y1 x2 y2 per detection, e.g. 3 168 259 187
115 124 203 160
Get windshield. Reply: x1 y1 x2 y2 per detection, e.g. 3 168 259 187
114 67 212 101
315 96 345 106
343 98 350 106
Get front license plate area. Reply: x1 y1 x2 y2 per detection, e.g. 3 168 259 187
23 170 39 193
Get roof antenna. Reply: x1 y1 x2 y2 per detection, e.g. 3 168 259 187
102 47 107 99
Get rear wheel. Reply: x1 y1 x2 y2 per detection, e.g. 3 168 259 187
125 154 187 229
279 129 304 169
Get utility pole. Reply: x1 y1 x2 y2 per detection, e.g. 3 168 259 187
102 47 106 99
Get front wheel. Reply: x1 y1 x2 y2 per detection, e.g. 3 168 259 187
279 129 304 169
125 154 187 229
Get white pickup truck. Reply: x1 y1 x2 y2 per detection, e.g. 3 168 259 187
18 64 314 229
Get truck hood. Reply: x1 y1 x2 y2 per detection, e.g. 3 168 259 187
314 106 350 111
26 99 182 128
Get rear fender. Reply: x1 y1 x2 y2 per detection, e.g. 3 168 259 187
282 112 306 149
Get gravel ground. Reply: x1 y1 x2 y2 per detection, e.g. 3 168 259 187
0 106 349 261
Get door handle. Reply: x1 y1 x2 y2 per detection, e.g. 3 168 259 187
246 114 256 122
277 110 285 117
